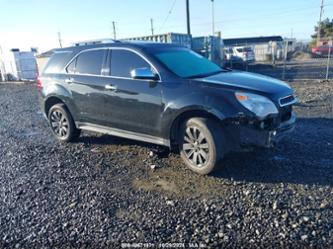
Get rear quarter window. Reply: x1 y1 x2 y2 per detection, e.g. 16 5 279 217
43 51 74 74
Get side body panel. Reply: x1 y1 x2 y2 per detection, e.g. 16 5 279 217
66 74 111 124
99 76 163 136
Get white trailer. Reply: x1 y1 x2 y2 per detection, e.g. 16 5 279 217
12 50 38 80
1 49 38 81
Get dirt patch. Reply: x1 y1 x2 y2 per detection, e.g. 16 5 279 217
133 165 232 199
292 51 313 61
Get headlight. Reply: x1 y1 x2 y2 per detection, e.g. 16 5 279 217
235 92 278 119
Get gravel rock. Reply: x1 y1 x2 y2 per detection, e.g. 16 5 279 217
301 235 308 241
0 82 332 248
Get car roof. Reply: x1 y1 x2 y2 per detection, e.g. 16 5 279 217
54 41 186 53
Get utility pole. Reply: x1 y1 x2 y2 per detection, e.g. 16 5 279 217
57 32 63 48
186 0 191 36
150 18 154 36
326 38 332 80
112 21 117 40
317 0 324 46
211 0 215 36
282 40 289 80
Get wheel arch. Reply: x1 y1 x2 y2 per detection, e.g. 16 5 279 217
168 108 225 150
44 94 78 123
44 96 65 116
42 81 76 117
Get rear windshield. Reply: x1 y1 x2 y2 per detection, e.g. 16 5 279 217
43 51 74 74
153 48 224 78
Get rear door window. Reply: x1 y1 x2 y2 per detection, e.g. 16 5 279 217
75 50 105 75
110 49 151 78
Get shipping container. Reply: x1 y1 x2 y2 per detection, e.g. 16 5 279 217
192 36 223 65
125 33 192 48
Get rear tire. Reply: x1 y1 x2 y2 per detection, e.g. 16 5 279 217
178 117 224 175
48 104 81 142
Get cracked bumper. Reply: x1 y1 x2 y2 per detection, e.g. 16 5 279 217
239 112 296 148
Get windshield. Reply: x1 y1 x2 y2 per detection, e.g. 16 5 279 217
153 48 224 78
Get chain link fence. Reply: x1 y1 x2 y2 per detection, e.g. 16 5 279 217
224 37 332 82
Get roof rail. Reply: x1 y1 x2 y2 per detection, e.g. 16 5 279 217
72 38 121 47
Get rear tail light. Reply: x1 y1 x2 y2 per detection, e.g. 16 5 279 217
36 76 43 90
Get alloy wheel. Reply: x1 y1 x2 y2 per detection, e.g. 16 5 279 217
182 126 210 167
50 109 69 138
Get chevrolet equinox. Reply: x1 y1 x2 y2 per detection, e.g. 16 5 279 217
38 41 297 175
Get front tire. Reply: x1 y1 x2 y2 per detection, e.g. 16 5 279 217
48 104 81 142
178 117 224 175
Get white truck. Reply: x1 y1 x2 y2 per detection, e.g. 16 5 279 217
224 46 255 64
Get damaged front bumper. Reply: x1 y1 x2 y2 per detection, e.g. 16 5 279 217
224 109 297 151
239 112 296 148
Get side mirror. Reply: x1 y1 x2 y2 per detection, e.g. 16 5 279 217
130 68 158 81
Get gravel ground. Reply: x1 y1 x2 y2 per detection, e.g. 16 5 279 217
0 81 332 248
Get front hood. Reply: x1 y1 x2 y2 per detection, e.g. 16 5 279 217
196 71 293 98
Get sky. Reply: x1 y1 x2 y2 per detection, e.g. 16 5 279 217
0 0 332 53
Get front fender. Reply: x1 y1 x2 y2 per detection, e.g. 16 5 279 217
160 90 240 140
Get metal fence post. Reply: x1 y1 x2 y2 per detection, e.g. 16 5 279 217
245 42 249 72
326 39 332 80
271 41 276 66
282 41 288 80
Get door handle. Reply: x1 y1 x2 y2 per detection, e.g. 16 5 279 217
65 78 74 84
105 84 117 91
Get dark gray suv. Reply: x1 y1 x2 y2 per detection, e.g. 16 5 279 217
38 41 297 175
